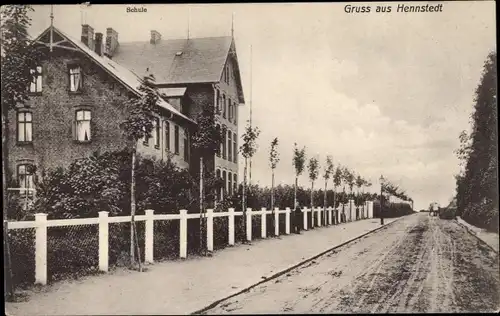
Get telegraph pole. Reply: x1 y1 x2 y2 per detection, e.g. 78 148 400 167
380 175 384 225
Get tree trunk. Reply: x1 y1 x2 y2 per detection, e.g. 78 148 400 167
271 170 276 236
130 146 137 265
333 186 337 224
294 176 298 206
323 180 327 225
3 107 14 299
199 156 204 254
242 158 248 241
310 182 314 227
271 171 275 210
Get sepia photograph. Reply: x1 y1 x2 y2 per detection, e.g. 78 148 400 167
2 2 498 314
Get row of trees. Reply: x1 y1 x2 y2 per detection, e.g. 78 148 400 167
454 51 498 232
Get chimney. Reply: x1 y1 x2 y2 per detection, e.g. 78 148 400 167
150 30 162 44
81 24 95 51
94 32 103 56
105 27 119 58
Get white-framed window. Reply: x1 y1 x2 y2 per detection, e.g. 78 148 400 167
222 125 227 160
174 125 180 154
183 130 189 162
75 110 91 141
165 121 171 152
215 124 221 157
29 66 42 93
216 169 222 201
153 117 160 149
233 173 237 194
228 98 232 121
233 101 238 124
222 94 227 119
17 111 33 143
222 170 227 196
233 131 237 163
228 171 232 196
17 164 35 196
215 89 220 113
227 130 232 162
69 65 83 92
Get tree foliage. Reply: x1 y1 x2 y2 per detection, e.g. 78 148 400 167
308 157 319 183
240 123 260 159
1 5 44 110
324 156 334 181
292 143 306 177
269 137 280 170
454 51 498 231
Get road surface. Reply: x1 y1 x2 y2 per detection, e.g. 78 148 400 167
202 213 500 314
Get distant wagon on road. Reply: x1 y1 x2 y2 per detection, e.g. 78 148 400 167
429 202 440 217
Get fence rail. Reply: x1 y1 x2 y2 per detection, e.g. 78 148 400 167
6 200 375 286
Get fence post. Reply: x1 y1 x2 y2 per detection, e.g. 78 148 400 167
35 213 48 285
261 208 267 238
179 209 187 259
302 207 308 230
317 207 322 227
228 208 235 246
328 207 333 225
349 200 355 221
98 211 109 272
206 208 214 252
285 207 291 234
145 209 154 264
246 208 252 242
274 208 280 236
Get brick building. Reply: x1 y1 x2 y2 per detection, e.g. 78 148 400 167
112 29 245 200
5 25 195 198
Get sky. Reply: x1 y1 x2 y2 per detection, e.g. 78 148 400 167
28 2 496 211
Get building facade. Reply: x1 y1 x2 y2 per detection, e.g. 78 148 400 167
5 25 195 198
112 30 245 201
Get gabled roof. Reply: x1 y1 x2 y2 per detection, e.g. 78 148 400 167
32 26 195 125
113 36 245 103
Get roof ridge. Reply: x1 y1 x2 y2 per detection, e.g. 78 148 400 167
120 35 232 44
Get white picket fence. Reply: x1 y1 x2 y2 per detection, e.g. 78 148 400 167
6 200 374 286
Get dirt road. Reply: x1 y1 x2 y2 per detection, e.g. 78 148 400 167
202 213 500 314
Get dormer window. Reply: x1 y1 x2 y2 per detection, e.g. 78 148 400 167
29 66 42 93
69 65 83 92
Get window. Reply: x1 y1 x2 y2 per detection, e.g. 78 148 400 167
153 117 160 149
215 89 220 113
233 132 237 163
75 110 91 141
174 125 179 154
165 121 170 151
233 102 238 124
216 169 221 201
183 130 189 162
222 126 227 160
69 65 83 92
142 125 149 146
17 112 33 143
228 172 232 196
227 130 232 162
29 66 42 93
233 173 237 194
222 94 226 118
222 170 227 195
216 124 221 157
228 98 232 121
18 164 35 196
